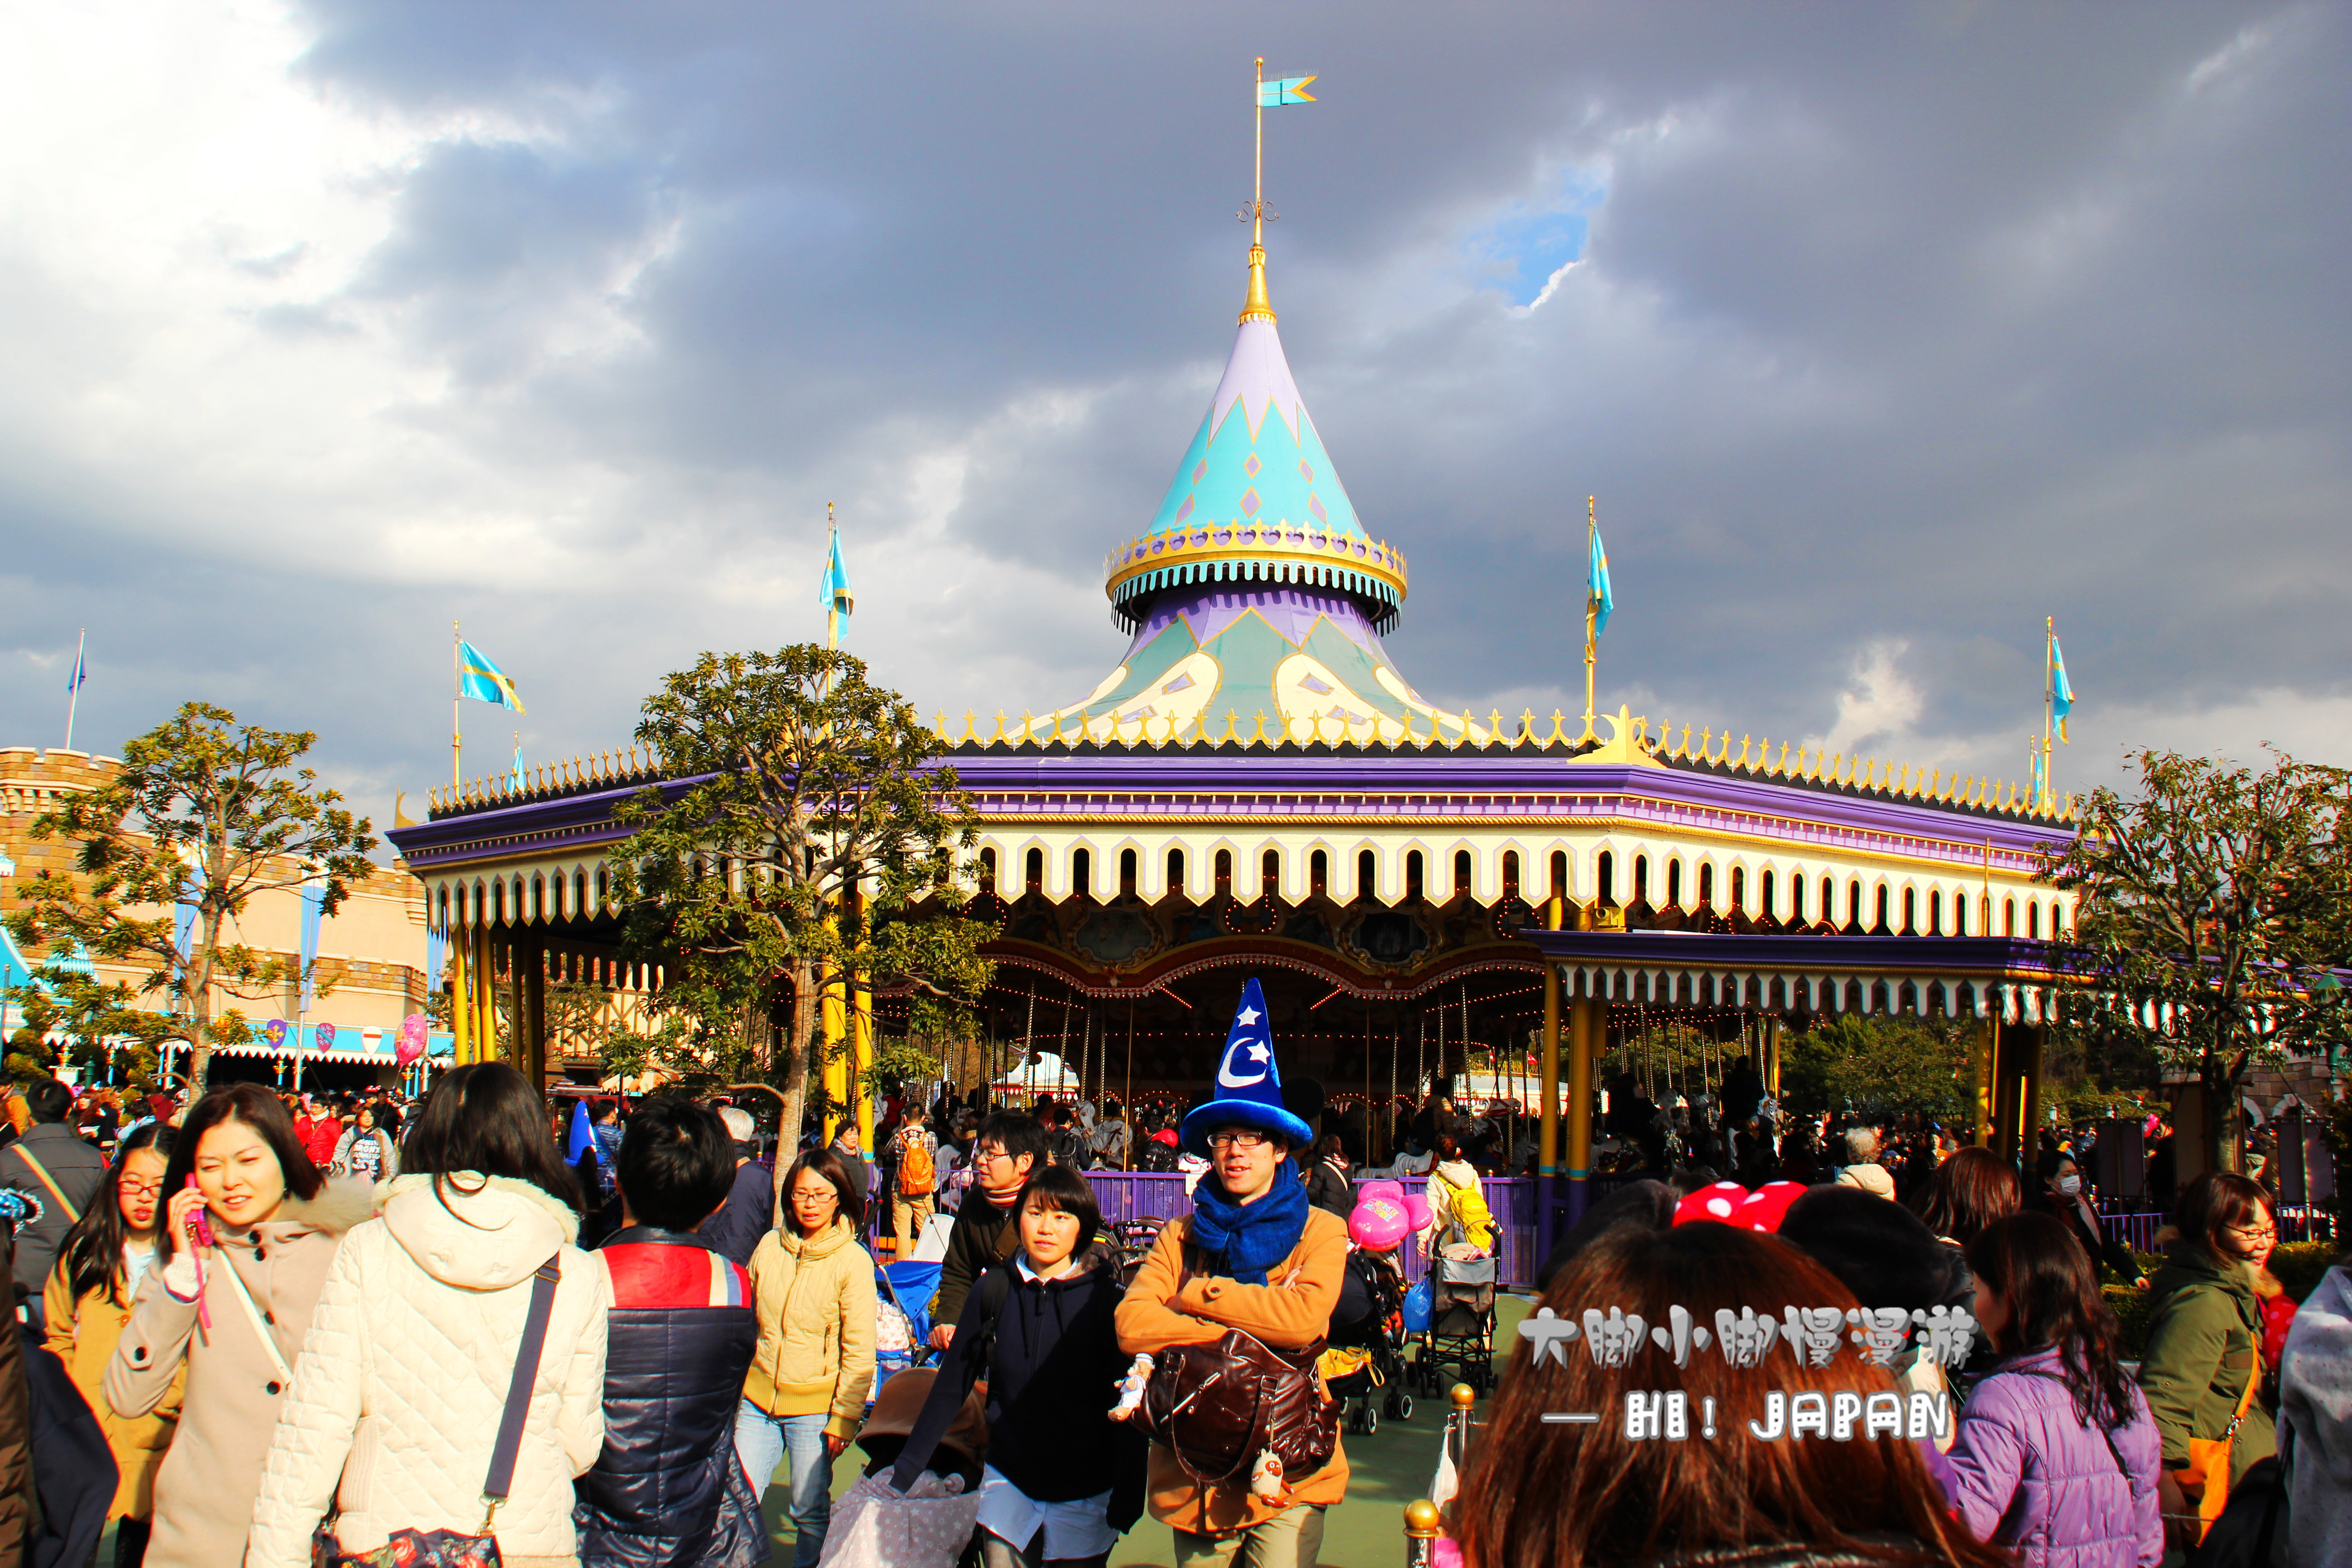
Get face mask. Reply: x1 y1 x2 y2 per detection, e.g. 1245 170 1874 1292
2056 1175 2082 1196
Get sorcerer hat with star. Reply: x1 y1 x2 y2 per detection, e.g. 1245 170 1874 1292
1179 976 1316 1157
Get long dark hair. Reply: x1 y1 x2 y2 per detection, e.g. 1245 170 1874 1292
1454 1225 2008 1568
1966 1211 2137 1429
59 1123 174 1305
1910 1146 2022 1245
780 1147 863 1235
157 1083 323 1262
401 1062 583 1215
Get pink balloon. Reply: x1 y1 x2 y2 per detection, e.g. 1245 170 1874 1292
1349 1198 1411 1251
1358 1179 1405 1205
1402 1194 1433 1232
395 1014 428 1067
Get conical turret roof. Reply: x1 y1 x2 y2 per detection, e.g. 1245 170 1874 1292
1052 255 1485 748
1103 273 1407 636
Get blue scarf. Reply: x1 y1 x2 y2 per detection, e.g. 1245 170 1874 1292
1189 1168 1310 1285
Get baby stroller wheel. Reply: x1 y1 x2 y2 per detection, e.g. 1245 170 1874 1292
1385 1388 1412 1422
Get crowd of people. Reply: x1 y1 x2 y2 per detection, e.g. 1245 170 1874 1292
0 1040 2336 1568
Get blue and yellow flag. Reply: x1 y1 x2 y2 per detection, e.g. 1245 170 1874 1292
1259 74 1317 108
458 641 526 712
818 527 854 648
1588 529 1614 638
2049 635 2075 743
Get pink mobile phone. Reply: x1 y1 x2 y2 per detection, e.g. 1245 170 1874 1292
183 1175 215 1247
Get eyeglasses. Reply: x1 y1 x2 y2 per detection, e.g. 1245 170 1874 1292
975 1146 1014 1164
119 1181 163 1200
2225 1224 2277 1242
1207 1130 1270 1152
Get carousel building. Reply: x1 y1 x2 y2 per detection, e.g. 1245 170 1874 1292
388 229 2085 1222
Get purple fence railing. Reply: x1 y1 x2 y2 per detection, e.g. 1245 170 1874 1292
1078 1172 1552 1289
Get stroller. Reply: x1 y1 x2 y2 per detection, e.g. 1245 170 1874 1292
1414 1245 1499 1395
1324 1246 1413 1434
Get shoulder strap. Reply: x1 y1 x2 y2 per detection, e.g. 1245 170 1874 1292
8 1145 79 1226
2228 1333 2263 1429
217 1250 294 1384
480 1254 564 1533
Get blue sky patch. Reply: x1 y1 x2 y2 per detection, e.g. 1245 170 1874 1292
1472 172 1607 308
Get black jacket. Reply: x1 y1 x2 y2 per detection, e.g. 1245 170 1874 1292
928 1188 1023 1329
699 1161 774 1268
574 1228 765 1568
0 1126 104 1301
2039 1191 2145 1283
897 1250 1145 1526
21 1326 107 1568
1306 1160 1354 1216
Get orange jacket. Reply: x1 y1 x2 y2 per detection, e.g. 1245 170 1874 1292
1113 1205 1351 1535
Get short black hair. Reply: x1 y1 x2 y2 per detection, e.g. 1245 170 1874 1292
975 1110 1048 1164
1019 1161 1101 1246
617 1098 737 1232
24 1078 72 1124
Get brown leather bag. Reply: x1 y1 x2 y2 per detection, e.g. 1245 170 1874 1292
1134 1328 1340 1487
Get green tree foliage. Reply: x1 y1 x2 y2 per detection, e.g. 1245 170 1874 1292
608 646 994 1150
1779 1015 1976 1123
2043 748 2352 1168
4 704 377 1089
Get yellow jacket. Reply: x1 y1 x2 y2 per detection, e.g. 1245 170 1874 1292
744 1217 877 1441
44 1253 179 1519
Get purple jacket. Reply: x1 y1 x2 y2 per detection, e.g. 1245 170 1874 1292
1943 1346 2163 1568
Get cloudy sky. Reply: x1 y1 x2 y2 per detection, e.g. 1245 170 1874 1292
4 0 2345 834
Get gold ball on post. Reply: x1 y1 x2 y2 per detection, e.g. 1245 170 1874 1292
1451 1382 1478 1410
1404 1499 1443 1537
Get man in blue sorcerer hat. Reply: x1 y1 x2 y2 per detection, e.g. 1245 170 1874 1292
1114 977 1348 1567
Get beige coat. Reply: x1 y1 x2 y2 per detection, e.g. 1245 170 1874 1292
43 1252 180 1519
244 1173 611 1568
1114 1206 1352 1536
743 1217 877 1441
103 1180 374 1568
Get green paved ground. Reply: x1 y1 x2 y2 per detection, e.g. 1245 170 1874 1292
767 1295 1536 1568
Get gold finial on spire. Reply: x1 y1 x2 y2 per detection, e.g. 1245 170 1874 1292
1240 243 1274 324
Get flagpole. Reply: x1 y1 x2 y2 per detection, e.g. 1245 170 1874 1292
2042 617 2055 810
1581 497 1599 744
1254 58 1265 252
63 628 85 750
451 621 462 791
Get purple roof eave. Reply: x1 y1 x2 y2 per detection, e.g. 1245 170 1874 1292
389 750 2074 872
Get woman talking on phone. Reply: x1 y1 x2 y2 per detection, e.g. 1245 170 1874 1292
101 1083 371 1568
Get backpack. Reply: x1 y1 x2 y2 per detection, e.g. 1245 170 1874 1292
898 1133 936 1195
1437 1174 1495 1252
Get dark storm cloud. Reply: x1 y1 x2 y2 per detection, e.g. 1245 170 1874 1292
1 1 2342 821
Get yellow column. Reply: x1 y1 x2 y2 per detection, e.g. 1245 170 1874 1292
449 926 473 1065
1974 1018 1997 1148
1764 1017 1782 1097
1564 902 1600 1224
473 926 499 1062
819 958 846 1142
853 970 874 1156
1539 894 1562 1181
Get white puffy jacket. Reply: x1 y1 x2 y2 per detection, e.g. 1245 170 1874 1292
244 1173 612 1568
